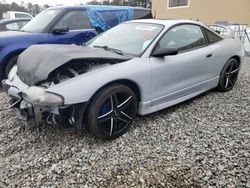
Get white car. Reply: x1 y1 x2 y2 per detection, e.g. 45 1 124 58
2 11 33 19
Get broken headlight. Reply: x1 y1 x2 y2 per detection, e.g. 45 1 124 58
8 65 17 82
21 86 64 106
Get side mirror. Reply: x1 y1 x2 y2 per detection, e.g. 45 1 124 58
152 47 178 57
52 26 69 35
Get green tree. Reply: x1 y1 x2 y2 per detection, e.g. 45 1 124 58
125 0 150 7
102 1 110 5
33 4 41 15
86 0 150 7
43 4 50 10
87 0 102 5
0 2 28 19
111 0 122 5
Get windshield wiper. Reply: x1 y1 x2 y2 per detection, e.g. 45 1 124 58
94 45 124 55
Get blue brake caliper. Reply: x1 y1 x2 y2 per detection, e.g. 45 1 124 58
101 104 110 115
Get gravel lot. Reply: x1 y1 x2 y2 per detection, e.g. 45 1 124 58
0 59 249 187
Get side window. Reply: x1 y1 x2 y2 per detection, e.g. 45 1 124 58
5 22 20 31
158 24 206 52
204 28 222 44
54 11 92 30
15 13 31 18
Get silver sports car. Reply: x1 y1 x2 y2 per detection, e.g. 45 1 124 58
2 19 245 139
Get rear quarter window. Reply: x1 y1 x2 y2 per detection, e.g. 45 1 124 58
204 28 223 44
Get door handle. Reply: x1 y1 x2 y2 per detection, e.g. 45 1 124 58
206 53 213 58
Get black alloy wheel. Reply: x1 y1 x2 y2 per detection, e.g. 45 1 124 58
87 84 137 139
217 58 240 92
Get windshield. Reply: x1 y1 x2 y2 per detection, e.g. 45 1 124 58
21 9 61 33
88 22 164 56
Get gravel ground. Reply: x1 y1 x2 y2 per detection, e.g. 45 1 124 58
0 59 249 188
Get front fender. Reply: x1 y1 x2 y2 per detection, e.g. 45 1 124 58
0 44 31 79
47 58 151 105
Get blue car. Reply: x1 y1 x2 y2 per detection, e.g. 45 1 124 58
0 5 152 81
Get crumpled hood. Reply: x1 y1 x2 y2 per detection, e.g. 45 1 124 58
17 44 131 86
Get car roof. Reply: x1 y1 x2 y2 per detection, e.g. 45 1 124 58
7 11 29 14
6 11 31 14
127 19 206 27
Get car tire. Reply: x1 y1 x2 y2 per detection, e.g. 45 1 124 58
87 84 137 140
5 55 18 78
217 58 240 92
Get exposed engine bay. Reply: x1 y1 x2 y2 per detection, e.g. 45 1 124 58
39 58 123 87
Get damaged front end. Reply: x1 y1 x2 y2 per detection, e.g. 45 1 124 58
2 44 131 131
2 76 87 131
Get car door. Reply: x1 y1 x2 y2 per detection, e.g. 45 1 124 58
202 27 226 77
49 10 97 45
150 24 213 107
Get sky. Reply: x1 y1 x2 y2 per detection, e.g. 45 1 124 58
4 0 95 6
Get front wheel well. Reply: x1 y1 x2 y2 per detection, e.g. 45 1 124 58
2 50 24 76
91 79 141 104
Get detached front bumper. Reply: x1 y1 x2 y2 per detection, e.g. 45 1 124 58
2 78 64 123
2 75 87 131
